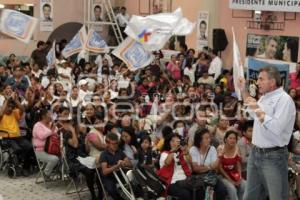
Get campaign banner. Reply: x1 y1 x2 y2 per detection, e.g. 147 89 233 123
230 0 300 12
40 0 53 32
46 40 56 67
91 0 105 22
246 34 299 63
90 0 105 33
85 29 109 53
196 11 209 51
247 57 289 92
62 26 87 58
232 28 244 101
125 7 194 51
112 37 154 71
0 9 38 44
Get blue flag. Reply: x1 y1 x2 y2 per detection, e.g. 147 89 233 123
85 29 109 53
0 9 38 43
62 26 87 58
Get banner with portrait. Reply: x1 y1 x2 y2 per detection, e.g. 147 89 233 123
40 0 53 32
196 11 209 51
91 0 105 22
247 57 290 94
246 34 299 63
152 0 172 14
90 0 109 45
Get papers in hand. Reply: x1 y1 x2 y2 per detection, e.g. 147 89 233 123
77 156 96 169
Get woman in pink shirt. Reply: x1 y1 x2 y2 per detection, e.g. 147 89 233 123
167 55 181 80
32 109 59 178
289 63 300 95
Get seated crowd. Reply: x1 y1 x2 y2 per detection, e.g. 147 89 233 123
1 40 300 200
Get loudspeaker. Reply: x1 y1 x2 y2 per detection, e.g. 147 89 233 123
213 29 228 52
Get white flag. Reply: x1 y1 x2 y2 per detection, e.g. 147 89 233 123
232 27 244 101
173 17 195 36
85 29 109 53
0 9 38 43
124 8 194 51
46 40 56 67
62 26 87 58
112 37 154 71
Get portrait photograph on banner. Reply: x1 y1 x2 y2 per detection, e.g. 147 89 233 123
152 0 172 14
90 0 109 44
196 11 209 51
91 0 105 22
40 0 53 31
246 34 299 63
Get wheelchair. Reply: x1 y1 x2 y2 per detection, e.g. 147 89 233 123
0 136 22 178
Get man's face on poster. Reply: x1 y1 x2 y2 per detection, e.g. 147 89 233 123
265 39 277 59
199 21 207 38
43 5 51 20
94 6 102 20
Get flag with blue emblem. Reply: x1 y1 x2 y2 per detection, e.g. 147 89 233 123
85 29 109 53
62 26 87 58
112 37 154 71
46 40 56 67
124 8 195 51
0 9 38 43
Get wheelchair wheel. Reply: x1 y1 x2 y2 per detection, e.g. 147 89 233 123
7 166 16 178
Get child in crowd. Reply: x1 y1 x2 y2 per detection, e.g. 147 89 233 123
137 135 155 168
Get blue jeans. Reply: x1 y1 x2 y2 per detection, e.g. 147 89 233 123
243 147 289 200
221 178 246 200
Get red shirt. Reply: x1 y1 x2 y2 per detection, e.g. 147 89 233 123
289 72 300 95
220 152 241 182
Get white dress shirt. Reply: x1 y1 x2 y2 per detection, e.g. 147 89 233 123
184 65 196 83
247 87 296 148
116 13 130 27
208 56 222 81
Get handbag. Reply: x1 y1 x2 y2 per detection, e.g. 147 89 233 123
201 170 218 186
44 134 61 156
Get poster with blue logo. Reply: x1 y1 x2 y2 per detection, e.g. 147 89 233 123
85 29 109 53
62 26 87 58
112 37 154 70
0 9 38 43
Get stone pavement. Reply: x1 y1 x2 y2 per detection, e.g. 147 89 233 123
0 171 91 200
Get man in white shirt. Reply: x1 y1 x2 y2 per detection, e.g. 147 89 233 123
78 79 92 105
116 7 130 39
209 49 222 81
238 66 296 200
57 60 72 92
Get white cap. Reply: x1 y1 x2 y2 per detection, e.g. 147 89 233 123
78 79 88 86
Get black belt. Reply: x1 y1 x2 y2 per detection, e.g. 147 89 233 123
253 145 286 153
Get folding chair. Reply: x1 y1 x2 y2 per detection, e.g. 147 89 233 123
113 168 136 200
61 144 83 200
34 150 62 189
95 167 109 200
